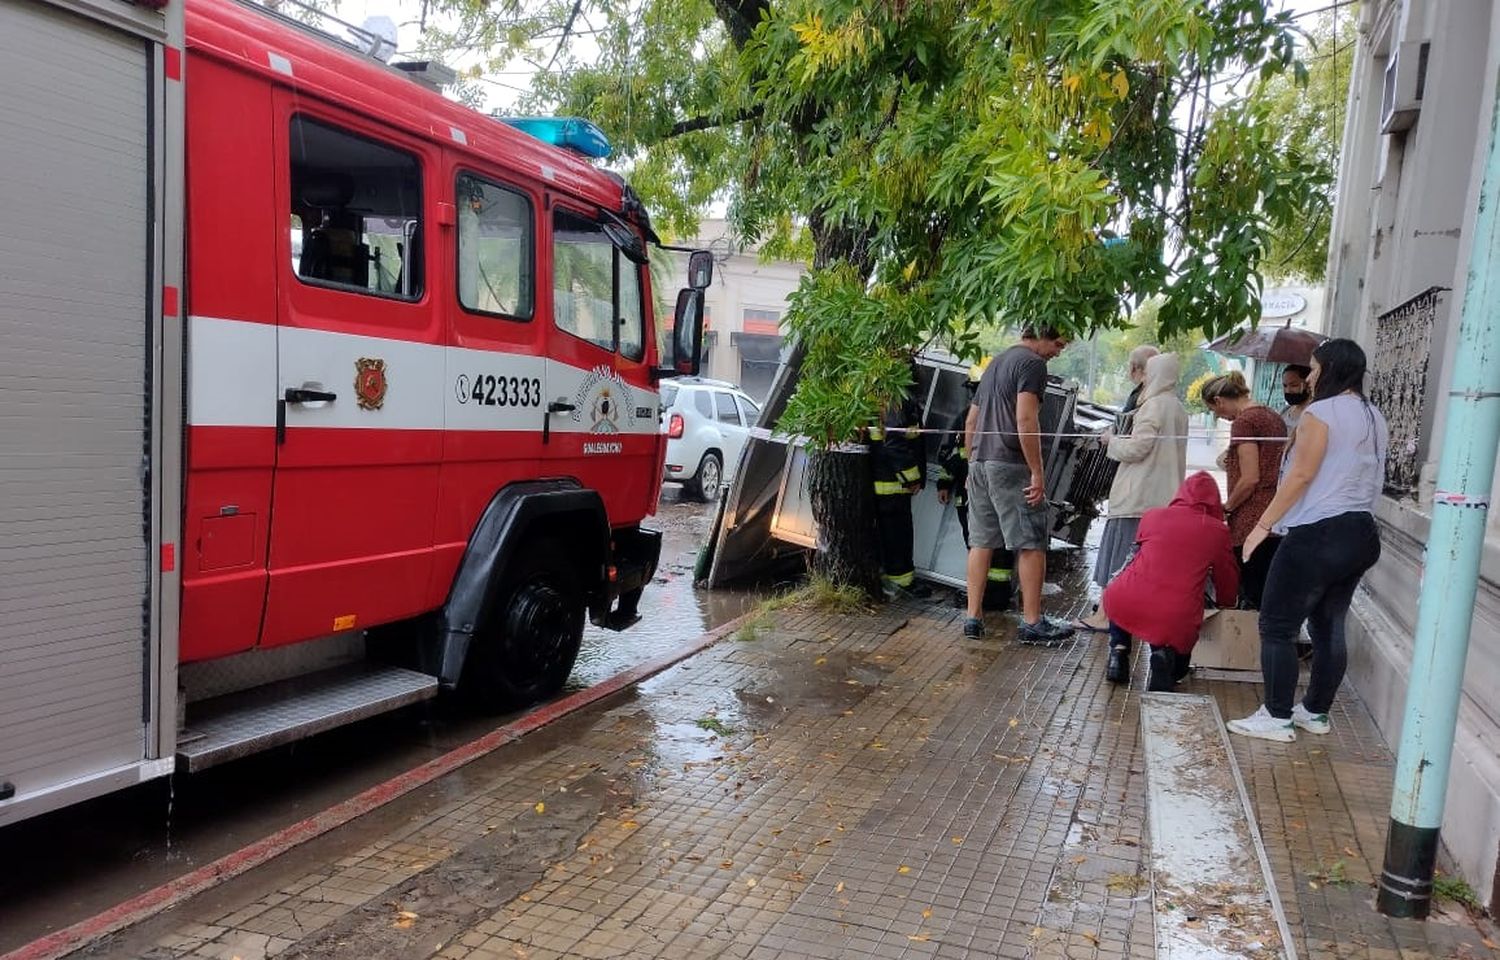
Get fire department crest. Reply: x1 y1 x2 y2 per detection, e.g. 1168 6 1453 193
571 365 637 435
354 357 387 411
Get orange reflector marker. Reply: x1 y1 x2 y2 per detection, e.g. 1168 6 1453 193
160 544 175 572
607 565 618 582
333 614 357 631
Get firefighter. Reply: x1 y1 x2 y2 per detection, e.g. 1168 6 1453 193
870 370 931 599
936 359 1015 610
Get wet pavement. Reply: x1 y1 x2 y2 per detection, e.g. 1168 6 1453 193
51 552 1500 960
0 498 747 954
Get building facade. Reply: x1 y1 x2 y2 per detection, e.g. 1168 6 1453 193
677 220 806 401
1324 0 1500 910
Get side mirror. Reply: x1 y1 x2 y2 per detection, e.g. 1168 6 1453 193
672 288 704 376
687 250 713 290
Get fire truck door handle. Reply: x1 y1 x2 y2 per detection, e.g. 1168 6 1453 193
285 387 338 404
277 388 338 444
543 401 576 445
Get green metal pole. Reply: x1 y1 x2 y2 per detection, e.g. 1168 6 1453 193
1377 77 1500 919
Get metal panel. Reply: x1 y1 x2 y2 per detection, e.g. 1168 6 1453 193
0 0 152 813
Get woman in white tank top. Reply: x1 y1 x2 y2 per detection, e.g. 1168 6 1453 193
1226 339 1388 743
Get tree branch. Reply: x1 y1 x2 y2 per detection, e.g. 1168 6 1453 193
665 105 765 139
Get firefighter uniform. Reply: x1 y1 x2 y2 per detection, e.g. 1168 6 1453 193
870 389 926 595
935 374 1015 610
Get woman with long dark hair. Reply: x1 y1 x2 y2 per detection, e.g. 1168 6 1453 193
1227 339 1388 743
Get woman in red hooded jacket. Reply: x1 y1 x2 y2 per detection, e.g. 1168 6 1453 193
1101 471 1240 690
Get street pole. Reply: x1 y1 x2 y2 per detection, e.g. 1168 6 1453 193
1377 76 1500 919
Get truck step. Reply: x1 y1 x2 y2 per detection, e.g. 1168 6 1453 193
177 664 439 772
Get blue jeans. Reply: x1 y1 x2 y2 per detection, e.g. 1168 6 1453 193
1258 512 1381 718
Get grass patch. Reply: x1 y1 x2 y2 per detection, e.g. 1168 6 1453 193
734 574 875 643
1309 860 1352 888
1105 872 1144 895
695 716 735 736
1433 871 1481 911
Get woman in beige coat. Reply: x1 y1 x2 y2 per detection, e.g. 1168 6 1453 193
1076 353 1189 630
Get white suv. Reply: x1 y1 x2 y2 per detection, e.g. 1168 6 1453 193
661 378 762 502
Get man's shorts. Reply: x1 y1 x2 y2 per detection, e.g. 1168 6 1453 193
965 460 1051 552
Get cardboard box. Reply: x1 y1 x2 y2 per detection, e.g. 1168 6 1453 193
1193 609 1261 672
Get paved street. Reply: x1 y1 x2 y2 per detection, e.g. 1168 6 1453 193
69 580 1500 959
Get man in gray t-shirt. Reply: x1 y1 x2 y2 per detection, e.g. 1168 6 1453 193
961 326 1073 645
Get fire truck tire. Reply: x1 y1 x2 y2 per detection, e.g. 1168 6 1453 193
465 541 585 710
686 451 722 503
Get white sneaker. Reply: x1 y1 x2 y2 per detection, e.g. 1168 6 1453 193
1292 703 1331 735
1227 706 1296 743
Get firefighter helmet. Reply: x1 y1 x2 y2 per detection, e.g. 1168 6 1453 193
968 356 992 385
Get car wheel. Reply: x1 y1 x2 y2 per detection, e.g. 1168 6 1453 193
689 451 722 503
463 540 585 711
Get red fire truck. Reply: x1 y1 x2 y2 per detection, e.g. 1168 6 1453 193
0 0 708 826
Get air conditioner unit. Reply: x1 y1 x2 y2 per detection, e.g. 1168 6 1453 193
1381 41 1429 134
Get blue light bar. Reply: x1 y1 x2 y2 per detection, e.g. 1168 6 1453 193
496 116 612 160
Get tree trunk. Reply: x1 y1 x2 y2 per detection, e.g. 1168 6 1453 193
807 447 883 600
800 211 885 596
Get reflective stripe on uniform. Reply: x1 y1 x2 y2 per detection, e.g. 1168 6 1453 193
897 466 922 483
883 570 915 587
936 467 953 482
868 426 886 440
874 480 909 496
903 426 922 439
987 568 1012 583
958 446 968 460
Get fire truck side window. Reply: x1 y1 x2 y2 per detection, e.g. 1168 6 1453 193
457 172 533 320
552 209 615 352
288 116 423 300
617 257 645 362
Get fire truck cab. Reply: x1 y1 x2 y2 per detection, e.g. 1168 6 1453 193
0 0 708 827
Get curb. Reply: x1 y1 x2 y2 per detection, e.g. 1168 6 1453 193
2 613 750 960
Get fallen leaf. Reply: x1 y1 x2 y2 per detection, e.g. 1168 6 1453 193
835 881 846 894
1071 855 1087 865
1308 881 1320 891
1344 847 1358 858
534 802 545 815
951 836 964 845
746 877 758 888
814 657 828 666
922 908 933 919
1083 932 1099 946
721 859 735 869
1008 717 1019 728
816 838 833 846
621 820 639 829
392 909 419 930
908 934 930 942
898 865 911 875
1482 937 1496 949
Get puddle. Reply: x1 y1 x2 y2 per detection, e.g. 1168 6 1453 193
569 498 759 690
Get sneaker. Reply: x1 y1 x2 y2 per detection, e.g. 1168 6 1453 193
962 617 984 640
1227 705 1296 743
1018 617 1075 646
1292 703 1331 735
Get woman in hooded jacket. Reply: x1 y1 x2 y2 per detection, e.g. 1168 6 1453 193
1101 471 1241 690
1076 353 1189 631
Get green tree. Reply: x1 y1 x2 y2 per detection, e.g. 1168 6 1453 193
416 0 1325 591
1256 5 1356 283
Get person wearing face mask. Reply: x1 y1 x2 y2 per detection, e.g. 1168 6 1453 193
1281 364 1312 432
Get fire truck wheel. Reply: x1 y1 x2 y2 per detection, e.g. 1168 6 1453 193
468 543 585 710
687 451 722 503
